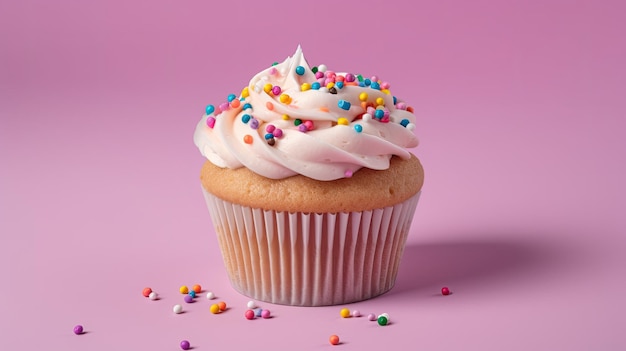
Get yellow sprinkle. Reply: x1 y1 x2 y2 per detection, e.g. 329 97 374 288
359 92 368 101
279 94 291 104
381 89 391 95
210 304 220 314
326 82 335 89
337 117 349 125
340 308 351 318
282 114 290 120
241 87 249 98
375 97 385 106
263 83 273 94
301 83 311 91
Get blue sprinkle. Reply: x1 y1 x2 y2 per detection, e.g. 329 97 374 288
295 66 305 75
227 94 236 102
393 96 397 105
400 119 410 127
242 114 251 123
370 81 380 90
188 291 196 298
242 103 252 110
354 124 363 133
338 100 351 110
364 78 371 86
375 109 384 119
254 308 263 317
264 133 274 140
205 104 215 115
311 82 321 90
358 81 366 87
335 81 344 89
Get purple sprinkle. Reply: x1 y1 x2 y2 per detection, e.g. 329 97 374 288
184 295 193 303
73 325 84 335
271 86 281 95
219 102 229 111
250 118 259 129
298 124 308 132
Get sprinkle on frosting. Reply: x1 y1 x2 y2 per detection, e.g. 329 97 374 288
194 46 419 181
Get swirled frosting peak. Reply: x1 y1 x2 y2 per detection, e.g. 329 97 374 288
194 46 419 181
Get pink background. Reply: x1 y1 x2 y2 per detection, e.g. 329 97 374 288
1 0 625 349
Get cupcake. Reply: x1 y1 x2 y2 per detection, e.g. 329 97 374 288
194 46 424 306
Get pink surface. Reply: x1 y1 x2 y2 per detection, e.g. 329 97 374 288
1 0 625 349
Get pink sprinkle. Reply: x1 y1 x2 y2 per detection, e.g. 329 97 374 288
271 86 281 95
317 77 325 84
269 67 277 75
380 81 390 89
371 75 379 82
265 124 276 133
214 106 222 115
326 71 336 79
303 120 314 130
345 73 355 82
383 109 390 118
381 116 390 123
344 170 353 178
324 78 334 85
366 106 376 115
396 102 407 110
206 117 216 128
336 75 345 82
272 128 283 138
315 71 325 79
219 102 230 111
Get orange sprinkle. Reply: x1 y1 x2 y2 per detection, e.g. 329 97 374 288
230 99 240 108
243 135 253 144
344 82 358 86
360 102 367 110
217 301 227 311
319 107 329 112
266 102 274 110
407 106 414 113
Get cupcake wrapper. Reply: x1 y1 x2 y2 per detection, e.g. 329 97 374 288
201 187 421 306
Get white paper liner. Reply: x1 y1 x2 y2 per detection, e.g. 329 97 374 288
201 187 421 306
